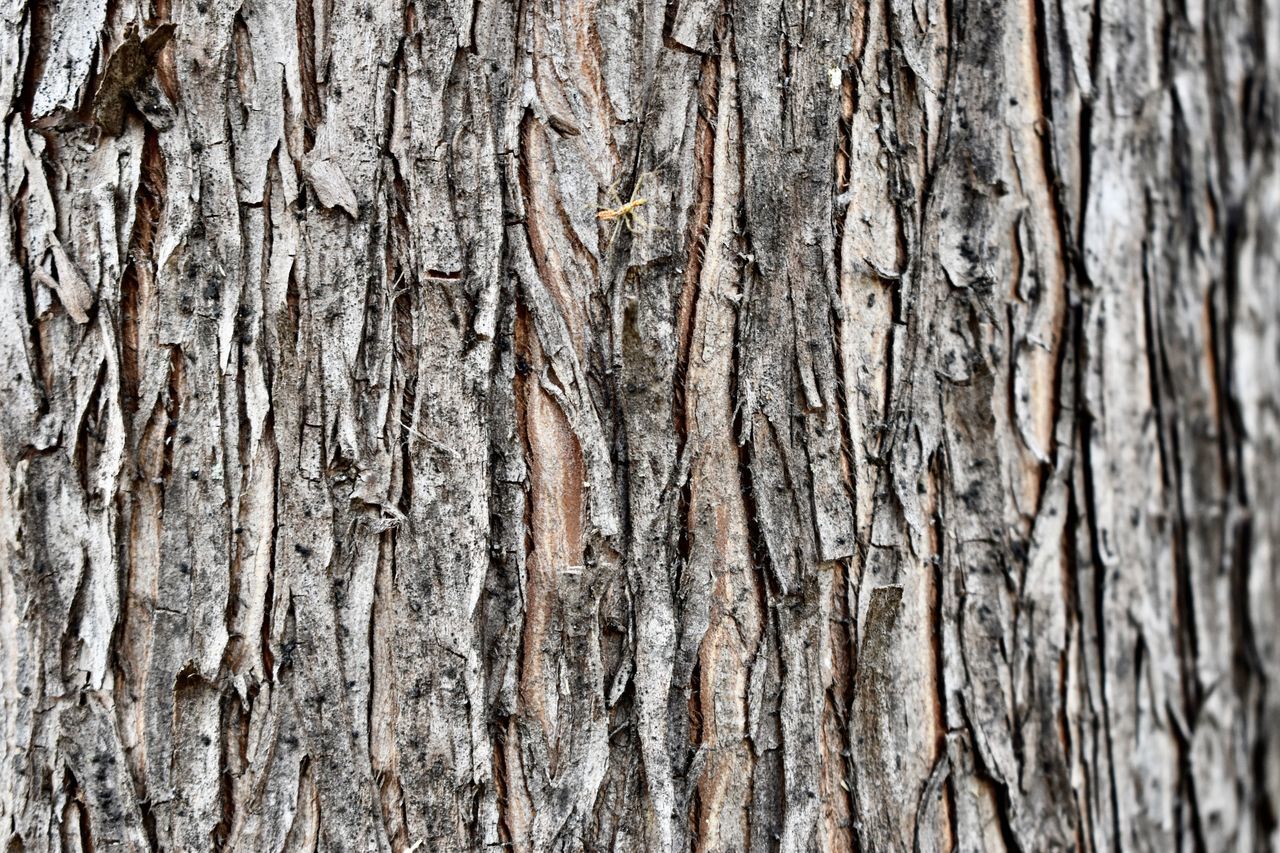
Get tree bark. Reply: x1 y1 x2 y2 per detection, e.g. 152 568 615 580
3 0 1279 850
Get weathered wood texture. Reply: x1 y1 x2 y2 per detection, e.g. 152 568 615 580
2 0 1279 849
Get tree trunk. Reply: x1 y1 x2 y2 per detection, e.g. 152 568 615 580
3 0 1279 850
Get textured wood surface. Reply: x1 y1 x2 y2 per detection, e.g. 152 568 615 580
2 0 1279 850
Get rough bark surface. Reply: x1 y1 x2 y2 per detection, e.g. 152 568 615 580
2 0 1279 850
